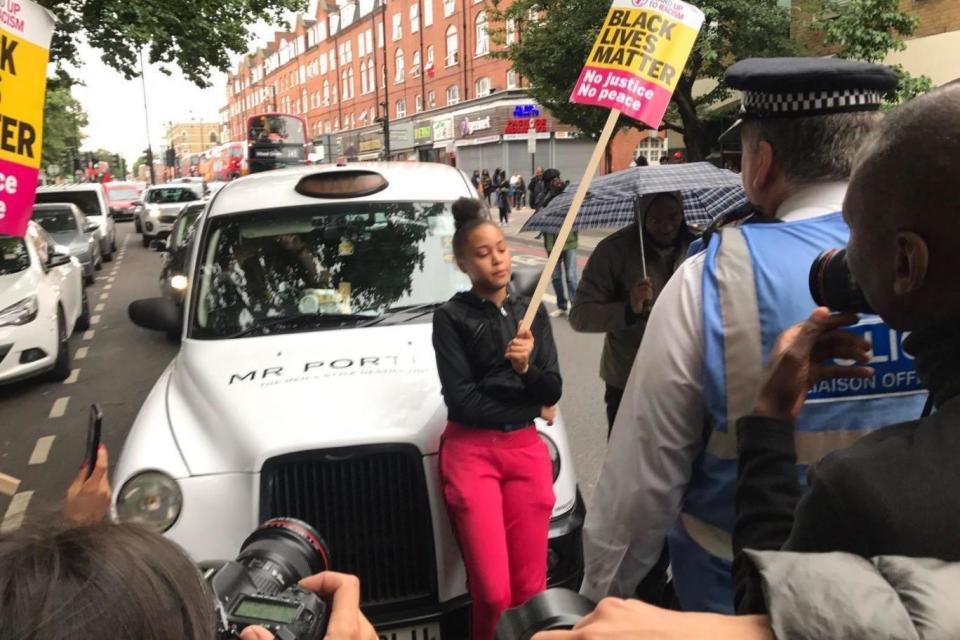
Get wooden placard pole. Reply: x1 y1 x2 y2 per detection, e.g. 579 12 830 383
520 108 621 331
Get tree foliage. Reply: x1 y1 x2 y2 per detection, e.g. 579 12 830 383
489 0 796 160
38 0 308 87
814 0 932 105
41 76 88 171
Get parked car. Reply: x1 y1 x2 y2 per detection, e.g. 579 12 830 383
138 184 204 248
32 203 101 286
118 163 585 637
104 181 143 222
35 184 116 263
157 200 205 307
0 222 89 384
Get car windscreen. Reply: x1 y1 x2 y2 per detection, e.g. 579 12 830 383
107 187 140 201
0 236 30 275
147 188 201 204
34 191 101 218
33 209 79 234
191 201 469 338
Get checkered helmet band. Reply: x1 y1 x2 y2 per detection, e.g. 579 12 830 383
741 89 884 117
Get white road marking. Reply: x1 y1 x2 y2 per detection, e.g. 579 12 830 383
75 347 89 360
99 293 109 301
49 397 70 418
64 368 80 385
103 284 113 290
107 277 115 283
95 303 105 312
82 330 95 340
0 473 20 497
1 491 34 533
28 436 55 465
90 315 101 325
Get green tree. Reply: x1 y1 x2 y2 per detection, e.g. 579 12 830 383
132 153 150 178
41 76 88 174
39 0 308 87
489 0 796 161
813 0 932 104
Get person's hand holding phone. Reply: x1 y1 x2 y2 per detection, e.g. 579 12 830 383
239 571 378 640
64 444 111 525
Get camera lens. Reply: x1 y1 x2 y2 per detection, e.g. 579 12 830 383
236 518 331 596
809 248 874 314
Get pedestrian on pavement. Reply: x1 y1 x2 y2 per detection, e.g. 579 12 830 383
658 154 671 165
569 192 696 434
734 83 960 614
635 155 649 167
471 169 481 190
496 176 511 226
516 174 527 208
509 170 521 209
433 197 561 640
581 58 924 614
537 169 578 317
481 170 493 204
529 167 545 211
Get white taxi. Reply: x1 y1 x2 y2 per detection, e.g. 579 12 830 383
117 163 584 637
0 222 88 384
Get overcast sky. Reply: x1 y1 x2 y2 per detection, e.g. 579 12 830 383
67 6 317 165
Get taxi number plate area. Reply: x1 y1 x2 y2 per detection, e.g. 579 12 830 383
378 622 441 640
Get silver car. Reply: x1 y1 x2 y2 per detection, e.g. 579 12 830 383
31 203 100 286
34 184 117 262
138 184 204 248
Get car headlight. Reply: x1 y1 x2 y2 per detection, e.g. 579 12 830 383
539 433 561 482
0 295 39 327
148 207 162 219
116 471 183 532
169 274 189 291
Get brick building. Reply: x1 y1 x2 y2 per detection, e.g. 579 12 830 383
792 0 960 86
222 0 669 179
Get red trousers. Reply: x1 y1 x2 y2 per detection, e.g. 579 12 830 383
439 422 556 640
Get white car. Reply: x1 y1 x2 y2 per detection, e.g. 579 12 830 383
35 183 117 262
138 184 204 248
0 222 89 384
118 163 585 636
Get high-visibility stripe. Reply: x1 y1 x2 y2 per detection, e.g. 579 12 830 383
707 227 763 460
680 512 734 562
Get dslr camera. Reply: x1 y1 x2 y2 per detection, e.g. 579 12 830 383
495 589 596 640
809 248 874 314
203 518 331 639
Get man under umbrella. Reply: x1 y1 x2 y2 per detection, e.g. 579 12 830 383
581 57 928 613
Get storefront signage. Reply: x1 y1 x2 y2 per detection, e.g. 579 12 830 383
433 117 454 141
513 105 541 118
413 119 434 144
505 117 548 134
389 121 414 150
458 115 491 137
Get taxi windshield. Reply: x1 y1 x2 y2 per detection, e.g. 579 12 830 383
147 188 201 204
0 237 30 275
191 201 469 338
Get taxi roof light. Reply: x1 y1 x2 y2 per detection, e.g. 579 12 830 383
295 170 389 199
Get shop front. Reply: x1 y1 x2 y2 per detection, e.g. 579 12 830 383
388 121 416 161
414 118 437 162
432 116 456 166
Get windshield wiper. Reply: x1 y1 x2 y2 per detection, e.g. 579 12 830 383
226 313 373 338
360 302 444 327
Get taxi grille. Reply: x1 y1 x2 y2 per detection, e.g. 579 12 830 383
260 445 437 609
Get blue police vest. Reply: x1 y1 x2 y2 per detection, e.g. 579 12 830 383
668 212 928 613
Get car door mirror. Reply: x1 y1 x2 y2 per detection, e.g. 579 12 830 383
150 238 168 252
47 251 72 269
129 297 181 333
84 223 99 233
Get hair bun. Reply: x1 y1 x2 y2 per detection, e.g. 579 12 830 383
451 197 485 231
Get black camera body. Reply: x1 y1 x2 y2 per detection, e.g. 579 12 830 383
809 248 874 314
495 589 596 640
205 518 331 640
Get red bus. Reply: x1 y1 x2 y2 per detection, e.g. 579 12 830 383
246 113 309 174
219 142 246 180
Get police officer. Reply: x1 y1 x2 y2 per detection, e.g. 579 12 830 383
581 58 929 613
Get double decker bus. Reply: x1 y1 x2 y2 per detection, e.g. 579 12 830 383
246 113 309 174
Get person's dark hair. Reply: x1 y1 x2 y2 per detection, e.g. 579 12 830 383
635 155 649 167
0 520 216 640
741 111 879 184
452 197 494 259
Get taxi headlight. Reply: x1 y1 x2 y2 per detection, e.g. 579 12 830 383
169 274 189 291
148 206 162 219
116 471 182 532
539 433 561 482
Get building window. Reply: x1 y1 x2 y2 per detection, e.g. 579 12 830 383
392 13 402 40
360 60 369 94
396 99 407 119
323 79 330 105
446 84 460 105
320 55 327 74
443 0 455 17
410 4 419 33
506 18 517 45
378 21 384 48
636 135 668 165
381 63 387 89
367 62 376 93
416 94 423 113
301 88 308 112
507 69 518 89
445 25 459 66
329 50 336 70
358 32 366 57
341 68 355 100
426 45 435 71
424 0 433 26
394 48 405 83
411 50 421 77
475 12 489 56
428 90 437 108
474 76 491 96
528 6 540 22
